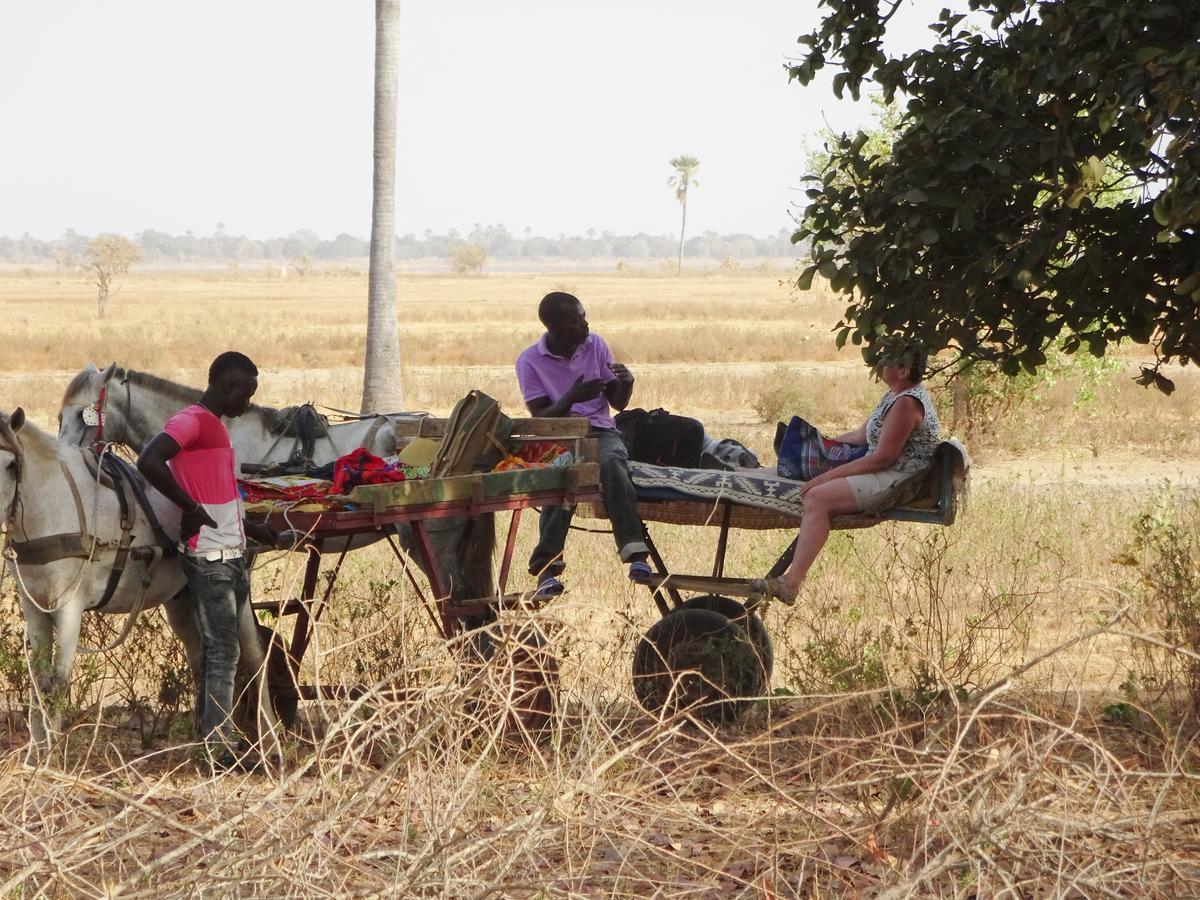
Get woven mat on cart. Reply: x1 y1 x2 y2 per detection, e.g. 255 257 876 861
579 462 929 530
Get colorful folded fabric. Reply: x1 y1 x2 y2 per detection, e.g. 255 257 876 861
491 442 573 472
238 476 334 504
331 447 412 494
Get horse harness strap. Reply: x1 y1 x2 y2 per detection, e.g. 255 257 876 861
361 415 388 452
102 453 176 556
264 403 330 470
7 457 94 565
97 453 139 610
7 448 174 610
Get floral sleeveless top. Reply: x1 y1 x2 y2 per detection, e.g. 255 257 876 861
865 384 941 473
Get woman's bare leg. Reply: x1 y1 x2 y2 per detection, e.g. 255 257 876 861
780 478 860 593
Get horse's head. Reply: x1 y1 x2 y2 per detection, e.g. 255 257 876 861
58 362 123 448
0 407 27 519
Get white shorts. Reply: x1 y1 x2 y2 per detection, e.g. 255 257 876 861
844 469 922 513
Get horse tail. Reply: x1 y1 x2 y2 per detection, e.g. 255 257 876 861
460 513 496 602
395 513 496 627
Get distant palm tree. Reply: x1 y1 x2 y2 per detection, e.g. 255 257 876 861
362 0 403 413
667 155 700 276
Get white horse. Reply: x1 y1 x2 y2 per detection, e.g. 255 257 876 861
58 362 428 469
0 408 270 755
59 361 498 619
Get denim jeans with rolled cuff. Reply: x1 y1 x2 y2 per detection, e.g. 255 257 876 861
180 554 250 748
528 427 649 579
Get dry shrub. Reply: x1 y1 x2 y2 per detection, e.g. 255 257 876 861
3 490 1200 893
1122 489 1200 717
3 602 1200 896
0 595 32 739
772 525 1042 709
5 271 1200 892
752 365 878 430
80 610 193 751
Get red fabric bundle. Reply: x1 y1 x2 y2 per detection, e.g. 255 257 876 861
331 447 408 495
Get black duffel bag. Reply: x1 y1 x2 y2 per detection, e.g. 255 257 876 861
614 407 705 468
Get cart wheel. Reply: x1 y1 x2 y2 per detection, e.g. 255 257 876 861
679 594 773 683
632 607 767 723
463 621 559 741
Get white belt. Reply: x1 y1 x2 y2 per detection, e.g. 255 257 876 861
181 545 244 562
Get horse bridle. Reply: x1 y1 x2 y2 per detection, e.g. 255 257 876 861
78 377 133 450
0 427 24 525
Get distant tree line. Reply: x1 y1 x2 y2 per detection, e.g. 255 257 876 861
0 224 801 266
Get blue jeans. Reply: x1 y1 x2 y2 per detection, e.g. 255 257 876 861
180 554 250 747
528 427 649 578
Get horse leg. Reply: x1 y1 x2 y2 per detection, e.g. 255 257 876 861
234 602 283 762
163 590 202 675
20 597 56 756
48 600 85 750
162 590 203 737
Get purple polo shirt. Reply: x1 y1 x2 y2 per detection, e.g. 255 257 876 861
516 333 617 430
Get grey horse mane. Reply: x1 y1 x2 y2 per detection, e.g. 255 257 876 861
122 369 201 406
65 365 278 429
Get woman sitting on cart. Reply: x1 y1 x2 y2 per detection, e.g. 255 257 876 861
752 338 941 605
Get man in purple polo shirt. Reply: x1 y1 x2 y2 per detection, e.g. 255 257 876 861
516 291 652 597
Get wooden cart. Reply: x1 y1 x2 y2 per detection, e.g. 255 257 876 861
248 416 601 731
248 421 969 730
581 440 971 723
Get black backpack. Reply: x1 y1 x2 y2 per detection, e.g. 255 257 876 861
614 407 705 468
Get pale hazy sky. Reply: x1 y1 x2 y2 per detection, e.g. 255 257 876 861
0 1 941 239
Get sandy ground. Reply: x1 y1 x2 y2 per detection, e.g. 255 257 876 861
974 450 1200 487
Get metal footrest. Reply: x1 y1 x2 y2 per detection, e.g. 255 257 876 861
444 591 552 618
645 573 756 598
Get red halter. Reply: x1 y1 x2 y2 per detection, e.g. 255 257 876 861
92 385 108 449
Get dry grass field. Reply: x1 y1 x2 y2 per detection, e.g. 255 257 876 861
2 271 1200 896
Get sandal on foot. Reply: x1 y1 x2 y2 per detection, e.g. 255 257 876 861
532 576 565 601
746 576 799 606
627 560 654 585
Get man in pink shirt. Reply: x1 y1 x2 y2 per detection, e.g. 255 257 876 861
516 292 652 598
138 351 287 770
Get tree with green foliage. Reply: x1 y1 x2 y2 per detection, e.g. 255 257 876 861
791 0 1199 392
84 233 140 319
667 155 701 276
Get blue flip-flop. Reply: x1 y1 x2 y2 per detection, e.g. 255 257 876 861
532 576 565 600
627 560 654 585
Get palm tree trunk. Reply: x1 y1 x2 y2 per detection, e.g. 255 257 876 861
676 193 687 276
361 0 404 414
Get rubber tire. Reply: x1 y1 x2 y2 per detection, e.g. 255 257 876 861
679 594 773 684
632 607 768 724
463 621 559 741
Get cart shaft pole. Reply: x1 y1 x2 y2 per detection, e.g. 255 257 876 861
640 527 677 617
498 508 522 595
290 542 350 670
409 519 459 636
